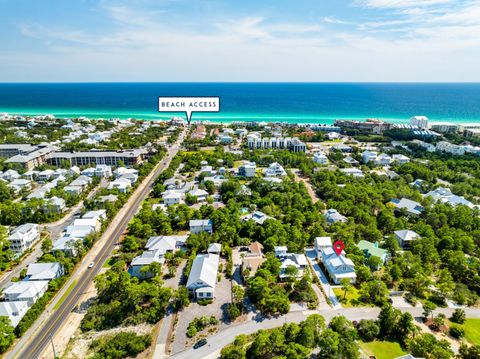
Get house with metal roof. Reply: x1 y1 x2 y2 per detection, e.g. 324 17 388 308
324 209 348 224
3 280 49 306
0 301 29 327
8 223 39 255
321 246 356 284
189 219 213 234
25 262 64 281
394 230 421 249
388 198 424 216
357 240 389 264
186 254 220 299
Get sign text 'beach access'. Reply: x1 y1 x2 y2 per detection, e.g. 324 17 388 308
158 96 220 125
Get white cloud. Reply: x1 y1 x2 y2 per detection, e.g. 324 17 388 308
356 0 453 9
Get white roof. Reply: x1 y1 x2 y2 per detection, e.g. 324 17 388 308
131 250 163 266
186 254 220 289
145 235 180 253
0 301 29 327
394 229 420 242
208 243 222 253
190 219 212 227
82 210 107 220
4 280 49 298
72 218 99 228
8 223 37 240
26 262 62 281
315 236 332 247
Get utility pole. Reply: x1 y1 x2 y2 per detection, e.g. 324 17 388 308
50 335 57 359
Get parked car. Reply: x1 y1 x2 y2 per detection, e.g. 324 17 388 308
193 339 207 349
88 262 95 268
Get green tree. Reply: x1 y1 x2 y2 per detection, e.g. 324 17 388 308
357 319 379 342
423 301 436 321
0 317 15 353
173 286 190 311
340 278 352 300
450 308 466 324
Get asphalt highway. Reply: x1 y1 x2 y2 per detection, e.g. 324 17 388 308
15 131 185 359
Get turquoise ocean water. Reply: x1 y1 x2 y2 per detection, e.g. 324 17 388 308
0 83 480 124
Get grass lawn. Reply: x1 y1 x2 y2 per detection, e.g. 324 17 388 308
53 279 77 311
464 319 480 345
359 340 407 359
333 286 365 307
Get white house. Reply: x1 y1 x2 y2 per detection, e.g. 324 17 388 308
410 116 429 129
25 262 64 281
63 185 83 195
145 235 184 253
0 301 29 327
313 152 329 165
95 164 112 178
189 219 213 234
424 187 477 209
129 250 163 279
362 151 378 164
8 223 39 254
263 162 287 177
108 178 131 193
324 209 348 224
37 169 55 182
188 188 209 202
163 190 183 206
82 209 107 221
3 280 49 306
186 253 220 299
279 253 308 280
113 167 139 178
321 246 356 284
242 211 273 225
340 168 364 178
207 243 222 254
43 196 66 214
1 169 20 182
314 236 333 259
238 162 256 178
388 198 424 216
394 229 421 249
274 246 288 257
52 236 81 256
392 154 410 165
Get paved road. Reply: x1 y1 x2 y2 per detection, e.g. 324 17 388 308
170 306 480 359
10 130 186 359
0 180 105 290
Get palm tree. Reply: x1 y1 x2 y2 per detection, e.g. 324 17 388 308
340 278 352 300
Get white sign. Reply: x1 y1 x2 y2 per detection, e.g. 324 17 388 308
158 96 220 124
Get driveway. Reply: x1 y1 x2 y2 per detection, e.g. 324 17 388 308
171 266 232 354
305 248 341 309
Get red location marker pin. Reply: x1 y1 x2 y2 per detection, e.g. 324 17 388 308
333 240 345 256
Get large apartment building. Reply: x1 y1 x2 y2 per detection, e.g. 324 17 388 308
246 135 306 152
47 149 147 167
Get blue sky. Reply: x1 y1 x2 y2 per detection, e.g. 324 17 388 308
0 0 479 82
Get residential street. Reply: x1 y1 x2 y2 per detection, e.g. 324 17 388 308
0 180 106 290
170 306 480 359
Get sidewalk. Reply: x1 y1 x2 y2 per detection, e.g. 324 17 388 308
305 248 341 309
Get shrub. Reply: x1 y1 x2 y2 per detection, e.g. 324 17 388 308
91 332 151 359
450 309 466 324
357 319 379 342
449 324 465 339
